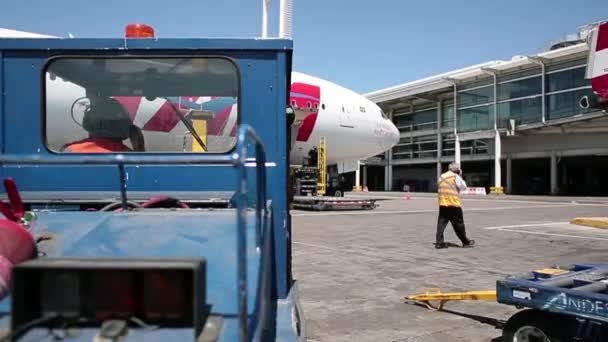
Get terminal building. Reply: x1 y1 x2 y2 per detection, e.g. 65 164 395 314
362 23 608 196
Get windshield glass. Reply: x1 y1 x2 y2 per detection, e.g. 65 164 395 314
45 57 239 153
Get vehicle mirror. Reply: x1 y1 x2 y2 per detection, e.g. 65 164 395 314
69 97 90 127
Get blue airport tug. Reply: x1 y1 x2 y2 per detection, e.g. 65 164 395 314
497 264 608 341
0 24 305 341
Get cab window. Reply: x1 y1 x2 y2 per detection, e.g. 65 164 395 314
45 57 239 153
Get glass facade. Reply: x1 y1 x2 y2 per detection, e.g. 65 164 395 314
441 134 489 157
498 76 541 101
442 104 454 128
393 135 437 160
458 105 493 132
546 67 588 92
498 97 542 125
547 88 595 120
395 108 436 132
458 86 493 107
393 60 593 159
391 61 597 161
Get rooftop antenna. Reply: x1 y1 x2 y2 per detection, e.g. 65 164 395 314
279 0 292 39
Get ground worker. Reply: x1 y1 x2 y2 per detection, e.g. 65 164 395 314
62 97 143 153
435 162 475 249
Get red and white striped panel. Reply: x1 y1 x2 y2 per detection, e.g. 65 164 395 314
588 22 608 99
114 96 237 136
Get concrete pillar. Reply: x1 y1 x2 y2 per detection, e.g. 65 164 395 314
562 163 567 190
450 80 461 166
384 163 392 191
362 165 368 188
506 156 512 194
494 132 502 189
455 135 461 166
355 160 361 190
550 152 558 195
385 109 394 191
437 162 442 181
436 101 443 187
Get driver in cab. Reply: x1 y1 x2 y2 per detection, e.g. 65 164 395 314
62 97 145 153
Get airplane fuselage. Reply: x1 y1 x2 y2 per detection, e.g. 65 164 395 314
289 72 399 165
45 71 399 166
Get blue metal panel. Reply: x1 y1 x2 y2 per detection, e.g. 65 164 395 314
31 210 260 316
3 55 45 155
3 165 238 191
272 51 291 298
0 215 278 341
0 38 293 51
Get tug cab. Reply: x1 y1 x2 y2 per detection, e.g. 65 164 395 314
0 25 304 341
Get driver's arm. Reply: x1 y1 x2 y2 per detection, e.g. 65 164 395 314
129 125 146 152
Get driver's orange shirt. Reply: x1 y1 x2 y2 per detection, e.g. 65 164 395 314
63 138 132 153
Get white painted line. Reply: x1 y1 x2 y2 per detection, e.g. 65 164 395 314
346 194 430 200
483 222 570 230
293 241 356 254
461 198 568 205
292 209 433 217
491 228 608 242
291 204 570 217
346 194 608 206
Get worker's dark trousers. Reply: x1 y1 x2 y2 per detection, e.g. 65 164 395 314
436 206 469 244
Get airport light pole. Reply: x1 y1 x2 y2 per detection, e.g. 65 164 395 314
279 0 293 38
262 0 271 38
263 0 292 39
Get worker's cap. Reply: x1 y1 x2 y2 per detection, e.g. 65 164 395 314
82 97 131 140
448 162 461 172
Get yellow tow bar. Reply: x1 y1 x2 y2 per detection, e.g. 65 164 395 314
404 288 497 311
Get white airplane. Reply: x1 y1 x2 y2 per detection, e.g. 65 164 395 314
2 28 400 167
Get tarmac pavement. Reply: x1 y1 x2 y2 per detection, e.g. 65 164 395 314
291 194 608 342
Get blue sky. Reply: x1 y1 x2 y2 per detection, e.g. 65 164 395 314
1 0 606 93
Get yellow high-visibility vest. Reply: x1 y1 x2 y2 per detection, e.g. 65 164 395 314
438 171 461 207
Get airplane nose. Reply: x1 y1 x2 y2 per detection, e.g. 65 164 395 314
392 123 400 145
381 121 400 151
388 122 400 148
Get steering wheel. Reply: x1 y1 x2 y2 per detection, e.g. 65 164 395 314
142 196 190 209
100 201 143 212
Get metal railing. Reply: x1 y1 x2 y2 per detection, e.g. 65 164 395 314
0 124 268 342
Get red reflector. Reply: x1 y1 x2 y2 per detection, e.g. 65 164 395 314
125 24 155 38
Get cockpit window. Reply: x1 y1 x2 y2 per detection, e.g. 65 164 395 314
45 57 239 153
381 110 389 119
